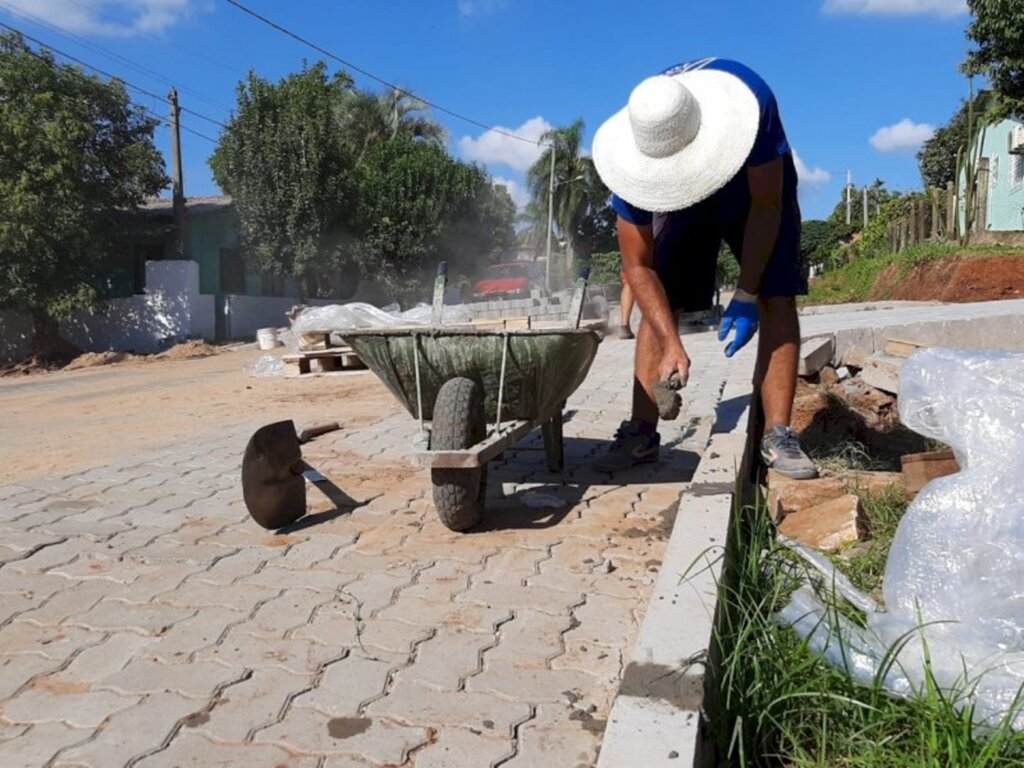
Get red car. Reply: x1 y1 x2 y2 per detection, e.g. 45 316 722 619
472 262 544 300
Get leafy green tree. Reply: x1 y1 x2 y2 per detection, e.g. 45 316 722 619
964 0 1024 118
0 32 167 356
917 97 985 189
210 63 356 298
348 138 515 303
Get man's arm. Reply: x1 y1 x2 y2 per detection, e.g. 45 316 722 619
737 155 784 294
618 217 691 384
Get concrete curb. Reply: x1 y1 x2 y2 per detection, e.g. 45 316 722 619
598 370 752 767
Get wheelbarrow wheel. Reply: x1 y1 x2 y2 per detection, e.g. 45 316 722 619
431 377 487 532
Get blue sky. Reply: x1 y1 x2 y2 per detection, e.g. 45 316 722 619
0 0 976 220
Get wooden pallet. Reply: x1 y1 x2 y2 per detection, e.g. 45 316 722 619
283 347 366 376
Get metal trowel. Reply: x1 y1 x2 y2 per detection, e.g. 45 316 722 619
241 420 307 530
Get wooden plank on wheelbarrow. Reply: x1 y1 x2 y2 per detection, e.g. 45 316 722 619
410 419 535 469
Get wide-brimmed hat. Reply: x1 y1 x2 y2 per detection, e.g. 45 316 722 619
592 69 759 213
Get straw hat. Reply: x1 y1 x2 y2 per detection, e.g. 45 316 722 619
592 69 759 213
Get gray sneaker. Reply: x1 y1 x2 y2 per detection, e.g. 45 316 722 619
761 426 819 480
616 325 635 340
594 420 660 472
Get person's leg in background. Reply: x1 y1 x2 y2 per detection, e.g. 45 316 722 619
617 276 635 340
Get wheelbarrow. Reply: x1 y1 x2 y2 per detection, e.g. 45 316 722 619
341 273 602 531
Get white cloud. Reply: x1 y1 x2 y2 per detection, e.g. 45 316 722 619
822 0 966 17
458 0 507 17
492 177 530 209
458 116 552 172
793 151 831 186
869 118 935 152
0 0 197 37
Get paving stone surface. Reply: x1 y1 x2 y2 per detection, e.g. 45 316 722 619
0 328 739 766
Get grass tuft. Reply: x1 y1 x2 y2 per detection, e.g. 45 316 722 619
708 491 1024 767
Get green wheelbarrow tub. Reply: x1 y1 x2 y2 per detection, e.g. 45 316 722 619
340 326 602 422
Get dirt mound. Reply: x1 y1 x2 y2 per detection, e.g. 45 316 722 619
63 351 135 371
870 255 1024 303
153 340 220 360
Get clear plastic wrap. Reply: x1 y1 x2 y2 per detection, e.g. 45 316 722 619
779 348 1024 727
247 353 284 378
291 302 472 333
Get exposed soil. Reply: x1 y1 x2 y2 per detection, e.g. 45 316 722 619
2 339 224 378
791 377 929 471
870 255 1024 303
0 349 394 484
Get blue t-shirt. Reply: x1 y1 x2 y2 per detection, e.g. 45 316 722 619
612 58 795 225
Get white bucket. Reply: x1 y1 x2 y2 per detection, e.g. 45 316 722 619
256 327 282 350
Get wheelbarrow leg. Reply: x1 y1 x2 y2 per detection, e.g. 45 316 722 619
541 404 565 473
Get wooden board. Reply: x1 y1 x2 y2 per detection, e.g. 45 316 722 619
884 338 928 359
283 348 365 376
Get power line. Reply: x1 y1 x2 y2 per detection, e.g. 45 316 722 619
223 0 549 148
0 0 235 115
2 25 218 145
60 0 247 80
0 22 230 131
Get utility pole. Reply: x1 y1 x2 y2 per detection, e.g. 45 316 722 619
544 141 556 291
168 88 187 260
863 186 869 229
845 170 852 226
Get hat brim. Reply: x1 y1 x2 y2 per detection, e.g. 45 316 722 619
593 69 760 213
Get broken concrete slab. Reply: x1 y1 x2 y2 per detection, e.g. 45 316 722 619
777 493 864 551
767 471 846 522
798 335 835 378
859 355 902 395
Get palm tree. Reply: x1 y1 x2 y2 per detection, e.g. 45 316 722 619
337 88 446 165
525 119 609 272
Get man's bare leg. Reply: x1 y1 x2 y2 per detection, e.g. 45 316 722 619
632 315 663 427
756 296 799 427
618 278 636 339
756 296 817 478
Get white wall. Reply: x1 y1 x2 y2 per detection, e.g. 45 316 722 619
61 260 215 354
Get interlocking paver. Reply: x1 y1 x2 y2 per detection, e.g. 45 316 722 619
243 589 338 639
100 658 244 699
413 727 512 768
365 679 532 737
485 609 569 668
52 691 199 768
392 627 493 690
69 599 196 636
133 732 320 767
466 663 599 703
194 666 310 743
197 631 344 675
257 707 431 764
455 582 582 616
291 653 392 716
0 652 68 699
46 631 154 684
504 723 601 768
0 721 91 768
4 685 140 728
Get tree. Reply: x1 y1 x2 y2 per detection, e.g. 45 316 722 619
0 32 167 357
347 137 515 303
525 119 611 269
339 88 446 166
964 0 1024 118
210 63 356 298
917 97 983 189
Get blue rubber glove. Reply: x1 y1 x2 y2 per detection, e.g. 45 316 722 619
719 290 759 358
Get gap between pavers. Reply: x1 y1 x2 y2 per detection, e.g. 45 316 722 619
598 373 752 767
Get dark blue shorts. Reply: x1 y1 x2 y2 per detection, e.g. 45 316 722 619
653 191 807 312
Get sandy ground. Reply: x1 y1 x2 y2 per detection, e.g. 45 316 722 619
0 348 395 484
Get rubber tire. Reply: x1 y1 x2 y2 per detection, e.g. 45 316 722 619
430 377 487 532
